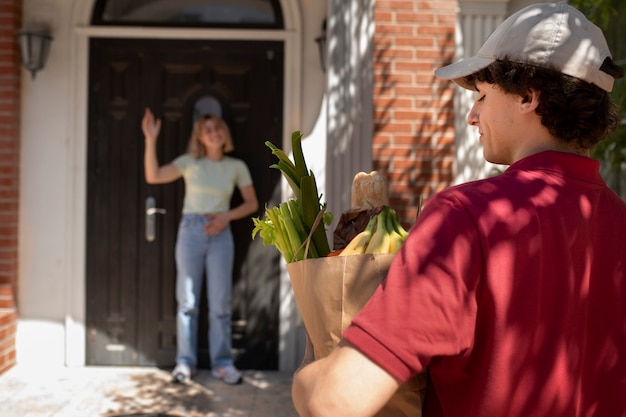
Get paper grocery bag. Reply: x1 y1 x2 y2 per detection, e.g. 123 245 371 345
287 254 427 417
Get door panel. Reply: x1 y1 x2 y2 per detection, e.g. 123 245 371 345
87 38 283 369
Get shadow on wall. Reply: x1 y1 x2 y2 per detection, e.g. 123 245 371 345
370 22 456 227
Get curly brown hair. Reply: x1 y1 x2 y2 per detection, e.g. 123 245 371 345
187 114 234 158
464 58 624 150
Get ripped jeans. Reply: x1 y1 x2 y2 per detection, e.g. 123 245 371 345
175 214 235 369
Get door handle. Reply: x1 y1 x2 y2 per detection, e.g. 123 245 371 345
146 196 166 242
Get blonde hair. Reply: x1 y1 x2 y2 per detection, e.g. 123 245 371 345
187 114 234 158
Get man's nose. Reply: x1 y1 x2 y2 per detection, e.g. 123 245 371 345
467 105 479 126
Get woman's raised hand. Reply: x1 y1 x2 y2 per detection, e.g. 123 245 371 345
142 108 161 142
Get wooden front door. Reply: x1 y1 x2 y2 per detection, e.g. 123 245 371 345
86 38 283 369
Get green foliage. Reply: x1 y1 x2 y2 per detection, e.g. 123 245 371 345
569 0 616 27
571 0 626 195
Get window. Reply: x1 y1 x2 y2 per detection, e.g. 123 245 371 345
92 0 284 29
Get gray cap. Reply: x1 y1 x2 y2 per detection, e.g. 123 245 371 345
435 2 615 92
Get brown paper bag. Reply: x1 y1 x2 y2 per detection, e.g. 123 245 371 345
287 254 427 417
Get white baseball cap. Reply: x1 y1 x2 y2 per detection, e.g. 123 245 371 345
435 2 615 92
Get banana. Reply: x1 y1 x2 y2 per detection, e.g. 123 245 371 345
339 229 372 256
339 206 409 256
388 230 404 254
389 207 409 239
385 208 405 254
365 210 391 254
339 215 377 256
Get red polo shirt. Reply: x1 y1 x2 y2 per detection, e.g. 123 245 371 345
344 151 626 417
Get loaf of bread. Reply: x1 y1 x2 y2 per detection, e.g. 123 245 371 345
350 171 389 210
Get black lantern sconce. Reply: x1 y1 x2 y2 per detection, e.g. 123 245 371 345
16 24 53 80
315 18 327 73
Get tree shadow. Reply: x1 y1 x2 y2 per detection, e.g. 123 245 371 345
102 369 295 417
369 7 456 227
408 166 626 415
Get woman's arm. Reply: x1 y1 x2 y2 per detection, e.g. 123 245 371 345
292 340 401 417
204 184 259 235
142 108 181 184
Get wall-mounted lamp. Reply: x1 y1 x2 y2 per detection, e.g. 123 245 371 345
315 18 327 73
16 24 53 80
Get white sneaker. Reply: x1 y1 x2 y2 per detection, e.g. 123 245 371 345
171 363 193 384
212 365 242 385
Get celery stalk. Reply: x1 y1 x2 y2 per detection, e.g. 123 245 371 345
266 206 294 263
252 132 332 262
287 199 319 259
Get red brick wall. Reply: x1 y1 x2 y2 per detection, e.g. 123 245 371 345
0 0 21 375
0 285 17 374
373 0 456 226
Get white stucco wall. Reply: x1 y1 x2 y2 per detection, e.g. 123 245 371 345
454 0 537 185
18 0 328 371
18 0 77 369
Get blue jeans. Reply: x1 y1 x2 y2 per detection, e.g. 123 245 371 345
175 214 235 369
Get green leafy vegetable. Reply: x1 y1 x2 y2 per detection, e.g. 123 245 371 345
252 131 332 262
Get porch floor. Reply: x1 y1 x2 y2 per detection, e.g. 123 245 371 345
0 365 298 417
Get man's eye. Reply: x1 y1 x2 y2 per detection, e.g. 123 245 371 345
477 95 485 102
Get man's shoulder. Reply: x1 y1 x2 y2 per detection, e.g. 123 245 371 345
428 174 520 217
441 174 512 198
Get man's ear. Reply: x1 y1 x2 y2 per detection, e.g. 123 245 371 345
519 89 540 113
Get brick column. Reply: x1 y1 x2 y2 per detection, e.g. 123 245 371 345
373 0 456 225
0 285 16 374
0 0 21 375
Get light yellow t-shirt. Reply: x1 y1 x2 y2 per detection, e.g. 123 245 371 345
173 154 253 214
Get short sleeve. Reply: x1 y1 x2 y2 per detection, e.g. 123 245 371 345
235 159 253 188
343 191 483 382
172 154 193 174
